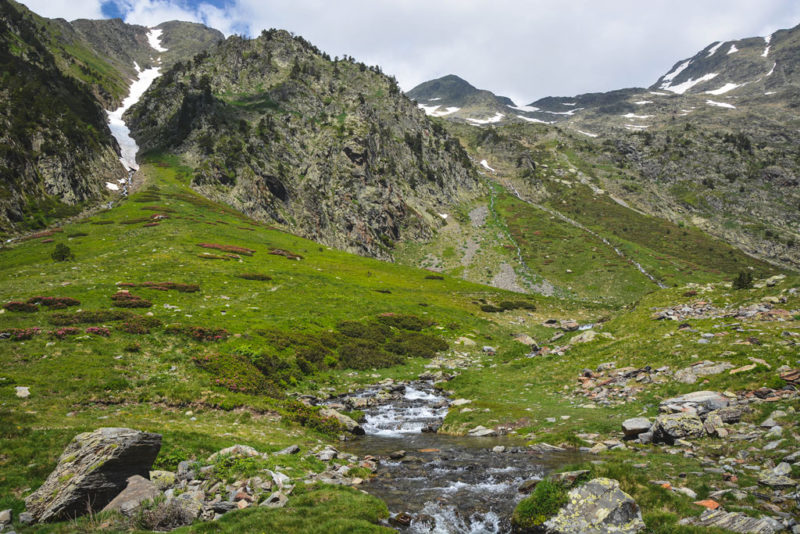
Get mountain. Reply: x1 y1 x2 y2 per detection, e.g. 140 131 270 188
407 74 530 124
127 33 480 259
408 23 800 271
0 0 223 235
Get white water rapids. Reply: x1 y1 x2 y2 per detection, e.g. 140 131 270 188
105 28 167 190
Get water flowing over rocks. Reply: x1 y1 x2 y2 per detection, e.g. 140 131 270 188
326 381 583 532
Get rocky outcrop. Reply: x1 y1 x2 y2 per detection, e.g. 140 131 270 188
544 478 645 534
319 407 365 435
101 475 160 517
25 428 161 522
659 391 729 417
127 29 480 260
679 508 784 534
621 417 651 438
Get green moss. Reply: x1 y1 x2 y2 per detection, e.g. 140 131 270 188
512 480 568 528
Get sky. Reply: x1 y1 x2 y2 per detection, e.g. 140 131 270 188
19 0 800 104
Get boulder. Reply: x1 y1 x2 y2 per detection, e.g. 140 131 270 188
651 413 705 444
569 330 597 345
0 509 11 525
560 320 579 332
207 444 263 462
261 491 288 509
274 444 300 456
703 414 728 438
25 428 161 522
544 478 645 534
169 489 204 521
659 391 728 417
101 475 160 517
467 425 497 437
319 408 365 435
621 417 652 438
679 508 783 533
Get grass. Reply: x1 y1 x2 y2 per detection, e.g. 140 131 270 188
1 153 797 531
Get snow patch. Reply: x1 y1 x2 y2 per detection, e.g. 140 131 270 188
480 160 495 172
147 28 167 53
705 83 742 95
663 72 718 95
562 102 576 106
466 112 504 125
577 130 598 138
727 44 739 54
541 107 582 116
622 113 652 119
427 97 441 101
634 100 652 105
765 91 776 95
649 91 668 96
516 115 554 124
764 34 772 45
762 45 770 58
418 104 460 117
706 42 724 57
438 213 448 220
624 124 648 131
661 59 692 84
105 182 120 191
105 30 167 171
766 63 776 76
706 99 736 109
507 103 540 112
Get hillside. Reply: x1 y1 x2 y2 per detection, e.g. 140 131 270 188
126 32 480 259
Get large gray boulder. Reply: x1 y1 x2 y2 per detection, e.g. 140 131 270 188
25 428 161 522
101 475 160 517
651 413 705 444
659 391 728 417
319 407 365 435
544 478 645 534
621 418 652 438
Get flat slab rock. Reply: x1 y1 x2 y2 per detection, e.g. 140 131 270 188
25 428 161 522
101 475 160 517
544 478 645 534
659 391 729 416
679 508 783 534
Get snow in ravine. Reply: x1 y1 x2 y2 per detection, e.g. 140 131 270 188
507 103 539 113
661 59 691 84
622 113 652 119
762 45 770 58
106 29 167 172
728 44 739 54
634 100 652 105
705 83 743 96
480 160 495 172
706 99 736 109
663 72 718 95
147 28 167 53
706 41 724 57
467 113 504 125
418 104 460 117
516 115 554 124
576 130 598 138
766 63 776 77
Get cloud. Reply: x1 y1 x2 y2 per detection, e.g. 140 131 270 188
17 0 800 104
19 0 104 20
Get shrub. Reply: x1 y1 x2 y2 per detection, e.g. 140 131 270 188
732 270 754 290
133 497 194 531
51 327 81 339
3 327 41 340
512 480 568 529
376 313 432 331
166 325 230 341
337 321 391 343
118 316 162 334
122 282 201 293
424 274 444 280
66 231 88 238
499 300 536 311
3 301 38 312
192 353 273 394
51 243 75 262
111 291 152 308
197 243 255 256
237 273 272 281
269 248 303 260
49 310 133 325
385 331 448 359
282 400 347 435
85 326 110 337
27 296 80 309
338 339 401 370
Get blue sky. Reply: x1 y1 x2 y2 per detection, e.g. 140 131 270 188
20 0 800 104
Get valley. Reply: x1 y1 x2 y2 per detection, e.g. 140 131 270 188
0 1 799 533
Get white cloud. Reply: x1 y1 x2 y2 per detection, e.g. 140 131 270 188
19 0 104 20
17 0 800 104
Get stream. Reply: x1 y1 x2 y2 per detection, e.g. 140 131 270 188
329 381 581 533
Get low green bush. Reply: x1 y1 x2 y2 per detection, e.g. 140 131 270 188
512 479 568 529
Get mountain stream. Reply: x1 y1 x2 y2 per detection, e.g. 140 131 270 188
330 381 581 533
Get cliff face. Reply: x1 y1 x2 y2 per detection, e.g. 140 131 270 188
128 31 481 258
0 0 125 232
